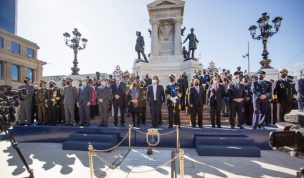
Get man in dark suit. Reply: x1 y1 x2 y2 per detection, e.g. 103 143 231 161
77 79 92 126
147 76 165 128
97 78 112 127
165 74 183 128
242 77 253 126
296 71 304 112
63 78 78 126
111 75 127 127
228 74 245 129
209 75 225 128
188 79 204 128
252 71 272 129
273 69 294 122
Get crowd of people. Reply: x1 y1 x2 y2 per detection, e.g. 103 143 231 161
15 67 304 130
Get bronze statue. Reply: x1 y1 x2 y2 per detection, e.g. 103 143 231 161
181 26 186 36
183 46 188 61
135 31 149 63
183 28 199 60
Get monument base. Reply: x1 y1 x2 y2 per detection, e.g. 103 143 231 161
261 68 279 81
133 55 202 86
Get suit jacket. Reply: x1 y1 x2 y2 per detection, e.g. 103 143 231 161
296 78 304 102
188 86 204 108
63 85 78 105
228 83 245 102
274 79 294 103
111 81 126 104
251 80 272 102
147 84 165 107
77 85 92 104
208 83 225 106
96 86 112 104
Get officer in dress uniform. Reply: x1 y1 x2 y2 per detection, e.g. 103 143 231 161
251 71 272 129
46 80 60 125
36 80 48 125
273 69 294 122
165 74 183 128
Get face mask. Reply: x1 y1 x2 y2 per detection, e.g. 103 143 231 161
152 80 157 84
101 82 106 86
234 79 240 83
259 76 264 80
280 74 287 78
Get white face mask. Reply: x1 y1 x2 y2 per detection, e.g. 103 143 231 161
152 80 157 84
234 79 240 83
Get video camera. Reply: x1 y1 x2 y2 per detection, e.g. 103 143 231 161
0 85 20 132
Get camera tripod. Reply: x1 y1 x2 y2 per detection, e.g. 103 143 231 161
0 119 34 178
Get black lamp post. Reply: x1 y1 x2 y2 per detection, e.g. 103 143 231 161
63 28 88 75
248 12 282 69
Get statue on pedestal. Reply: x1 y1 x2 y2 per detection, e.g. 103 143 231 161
183 28 199 60
135 31 149 63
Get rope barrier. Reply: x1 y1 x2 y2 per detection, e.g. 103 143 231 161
94 130 130 152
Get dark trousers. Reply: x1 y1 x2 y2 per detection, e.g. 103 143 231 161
47 102 58 125
139 106 146 125
191 106 203 127
229 101 243 127
79 102 90 124
252 101 269 128
181 93 186 110
278 102 293 122
113 102 125 126
244 102 253 125
90 105 96 119
131 112 140 126
271 101 278 124
210 102 221 127
150 102 161 128
168 105 180 127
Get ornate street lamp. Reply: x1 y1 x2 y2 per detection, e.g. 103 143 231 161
63 28 88 75
248 12 282 69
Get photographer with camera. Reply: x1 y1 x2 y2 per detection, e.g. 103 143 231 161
18 77 34 125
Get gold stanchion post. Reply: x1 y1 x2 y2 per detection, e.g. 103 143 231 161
176 126 180 153
88 144 94 178
128 125 132 151
179 149 185 178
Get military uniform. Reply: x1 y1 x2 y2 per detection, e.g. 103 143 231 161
243 83 253 125
36 85 48 124
165 81 183 128
273 78 294 122
252 74 272 129
46 86 60 125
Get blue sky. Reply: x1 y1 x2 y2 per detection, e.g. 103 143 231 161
17 0 304 76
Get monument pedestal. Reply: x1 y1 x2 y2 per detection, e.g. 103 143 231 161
133 55 202 86
261 68 279 81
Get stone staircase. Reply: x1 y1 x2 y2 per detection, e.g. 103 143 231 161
195 135 261 157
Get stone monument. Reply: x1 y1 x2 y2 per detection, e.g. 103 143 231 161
133 0 202 86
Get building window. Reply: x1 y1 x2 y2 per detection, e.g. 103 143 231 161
10 41 20 54
0 37 3 48
26 47 35 58
27 68 33 81
11 64 19 81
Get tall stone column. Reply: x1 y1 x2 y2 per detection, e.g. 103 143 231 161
174 19 182 55
151 20 159 56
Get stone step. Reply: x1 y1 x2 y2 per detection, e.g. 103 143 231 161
195 135 255 146
196 145 261 157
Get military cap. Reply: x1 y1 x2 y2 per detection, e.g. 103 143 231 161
49 80 56 84
257 70 266 75
24 77 31 81
40 80 47 84
168 74 176 79
66 77 73 82
279 68 288 74
287 75 294 80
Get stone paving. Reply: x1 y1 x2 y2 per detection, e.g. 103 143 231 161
0 141 303 178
